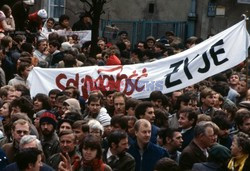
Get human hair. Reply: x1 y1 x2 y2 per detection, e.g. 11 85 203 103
150 91 164 101
33 93 51 110
14 84 30 97
212 81 230 97
200 88 215 103
158 128 179 145
1 36 12 48
59 14 70 24
21 43 34 54
19 135 42 151
79 134 102 160
154 157 180 171
48 89 61 96
154 108 168 128
48 32 59 42
113 92 126 102
1 5 11 16
175 92 192 111
87 94 103 106
125 98 140 111
179 107 198 127
36 39 47 49
197 114 211 123
11 119 30 131
134 119 151 132
58 119 73 132
16 148 42 170
212 111 231 130
107 130 128 147
111 114 128 130
135 101 154 119
72 120 89 132
59 129 76 142
47 17 55 24
17 62 31 76
193 121 214 138
10 96 34 119
234 132 250 154
49 40 60 49
235 109 250 127
88 119 104 135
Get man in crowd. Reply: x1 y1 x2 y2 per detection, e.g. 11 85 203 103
179 121 216 170
48 130 81 170
39 111 60 162
128 119 168 171
235 109 250 136
103 130 135 171
178 107 197 150
135 101 158 144
113 92 126 115
2 119 30 163
157 128 183 163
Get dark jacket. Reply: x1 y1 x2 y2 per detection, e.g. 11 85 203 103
0 148 8 170
179 140 207 170
3 162 54 171
128 140 169 171
150 125 159 144
192 162 222 171
180 127 195 151
2 142 19 163
103 149 135 171
41 132 60 163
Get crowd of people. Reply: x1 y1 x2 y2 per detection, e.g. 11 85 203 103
0 0 249 171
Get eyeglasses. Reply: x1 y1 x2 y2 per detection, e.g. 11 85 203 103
16 130 29 135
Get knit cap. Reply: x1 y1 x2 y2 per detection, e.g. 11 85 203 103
39 111 57 128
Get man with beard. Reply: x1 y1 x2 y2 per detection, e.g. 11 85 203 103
48 130 81 170
103 130 135 171
39 111 60 163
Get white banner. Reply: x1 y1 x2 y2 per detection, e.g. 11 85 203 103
28 20 250 99
55 30 91 44
238 0 250 4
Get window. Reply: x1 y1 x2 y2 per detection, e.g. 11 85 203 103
44 0 65 19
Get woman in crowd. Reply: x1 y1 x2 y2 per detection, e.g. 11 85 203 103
58 134 111 171
228 132 250 171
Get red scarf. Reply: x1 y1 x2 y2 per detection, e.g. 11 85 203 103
82 158 105 171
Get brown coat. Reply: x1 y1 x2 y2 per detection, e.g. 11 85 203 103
2 142 19 163
179 140 207 170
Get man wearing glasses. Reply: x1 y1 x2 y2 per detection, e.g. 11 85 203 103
2 119 30 163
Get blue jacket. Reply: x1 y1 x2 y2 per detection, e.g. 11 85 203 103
150 125 159 144
128 141 169 171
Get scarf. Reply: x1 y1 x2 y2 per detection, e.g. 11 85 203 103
228 154 249 171
82 158 105 171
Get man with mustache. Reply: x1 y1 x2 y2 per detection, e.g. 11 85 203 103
39 111 60 163
47 130 81 170
103 130 135 171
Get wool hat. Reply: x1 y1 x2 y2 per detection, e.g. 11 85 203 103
208 143 231 163
39 111 57 128
146 36 156 42
23 0 35 6
238 101 250 110
64 98 81 113
99 115 111 127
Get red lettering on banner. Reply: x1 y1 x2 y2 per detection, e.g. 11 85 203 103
55 66 148 99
